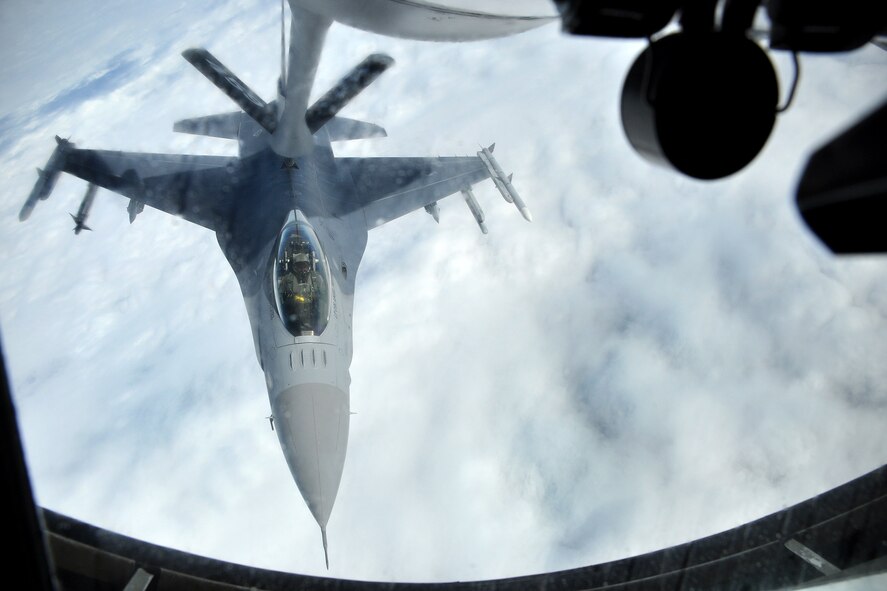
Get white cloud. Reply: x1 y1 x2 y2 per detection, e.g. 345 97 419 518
1 0 886 583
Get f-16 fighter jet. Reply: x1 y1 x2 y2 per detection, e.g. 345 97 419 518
19 1 545 568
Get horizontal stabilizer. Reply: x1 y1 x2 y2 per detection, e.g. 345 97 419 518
323 117 387 142
306 54 394 133
174 112 243 139
182 48 277 133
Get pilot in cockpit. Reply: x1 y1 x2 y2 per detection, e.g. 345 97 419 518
282 251 320 331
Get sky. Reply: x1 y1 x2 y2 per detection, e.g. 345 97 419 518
1 0 886 585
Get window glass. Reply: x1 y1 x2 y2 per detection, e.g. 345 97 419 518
274 221 330 337
1 0 885 585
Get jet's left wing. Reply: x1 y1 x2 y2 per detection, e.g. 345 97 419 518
22 138 239 231
338 156 491 229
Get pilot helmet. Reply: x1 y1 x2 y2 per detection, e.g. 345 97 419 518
293 253 310 271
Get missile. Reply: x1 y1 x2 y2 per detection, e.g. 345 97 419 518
461 187 488 234
477 143 533 222
477 151 512 203
424 201 440 223
70 183 97 235
19 171 46 222
20 136 73 221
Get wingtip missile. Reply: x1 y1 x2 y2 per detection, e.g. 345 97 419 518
519 206 534 223
20 138 74 221
18 168 49 222
477 152 512 203
478 144 532 223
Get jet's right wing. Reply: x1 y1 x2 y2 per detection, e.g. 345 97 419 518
340 156 491 230
339 148 531 231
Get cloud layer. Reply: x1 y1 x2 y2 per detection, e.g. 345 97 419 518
1 0 886 583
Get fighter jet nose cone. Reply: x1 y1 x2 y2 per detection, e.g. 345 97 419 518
272 383 350 528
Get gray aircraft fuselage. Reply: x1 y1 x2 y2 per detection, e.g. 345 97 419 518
222 117 366 537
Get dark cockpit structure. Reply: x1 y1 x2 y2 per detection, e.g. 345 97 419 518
273 219 330 337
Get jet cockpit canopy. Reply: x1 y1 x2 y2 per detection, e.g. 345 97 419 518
273 217 331 337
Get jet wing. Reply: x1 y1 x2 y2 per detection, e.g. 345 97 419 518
61 149 238 231
339 156 489 229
